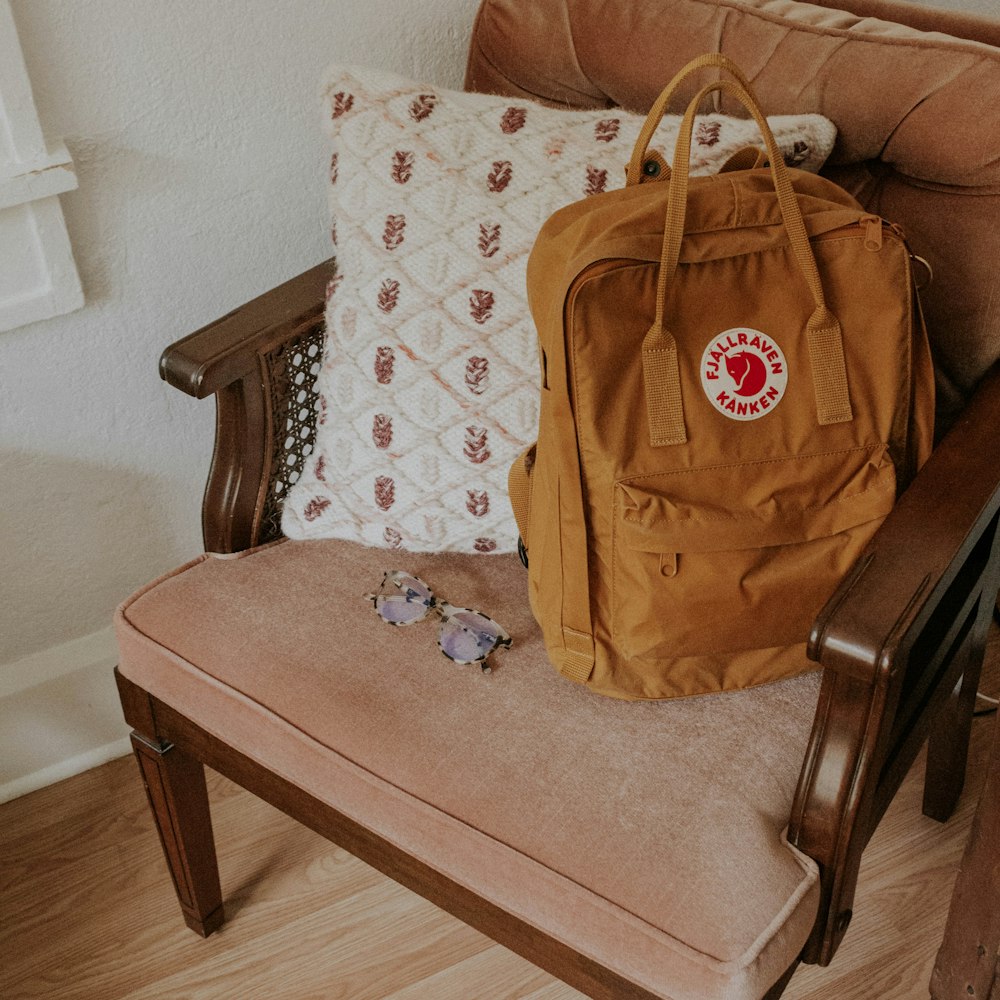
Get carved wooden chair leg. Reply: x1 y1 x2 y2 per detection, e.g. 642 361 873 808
924 587 996 823
130 733 225 937
924 664 984 822
929 713 1000 999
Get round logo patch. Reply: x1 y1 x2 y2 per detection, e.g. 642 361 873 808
700 328 788 421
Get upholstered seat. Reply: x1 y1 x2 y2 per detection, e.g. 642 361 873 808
116 538 822 1000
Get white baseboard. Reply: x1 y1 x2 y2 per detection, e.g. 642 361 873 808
0 626 132 804
0 736 132 804
0 625 118 697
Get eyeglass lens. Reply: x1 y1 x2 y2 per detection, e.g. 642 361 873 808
374 573 432 624
440 611 504 661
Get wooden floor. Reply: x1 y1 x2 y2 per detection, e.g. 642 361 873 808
2 626 997 1000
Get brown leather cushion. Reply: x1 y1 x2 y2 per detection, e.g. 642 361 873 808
116 538 822 1000
805 0 1000 47
465 0 1000 429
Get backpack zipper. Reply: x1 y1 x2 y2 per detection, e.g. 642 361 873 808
567 218 913 318
861 214 883 251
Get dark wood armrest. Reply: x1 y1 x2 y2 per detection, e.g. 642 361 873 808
160 260 333 552
792 363 1000 967
810 361 1000 682
161 262 332 398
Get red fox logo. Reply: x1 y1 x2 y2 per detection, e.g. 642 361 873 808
725 350 768 397
700 328 788 421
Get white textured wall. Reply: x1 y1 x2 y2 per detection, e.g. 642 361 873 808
0 0 479 799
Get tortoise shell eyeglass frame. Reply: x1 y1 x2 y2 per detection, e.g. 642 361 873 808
365 570 512 672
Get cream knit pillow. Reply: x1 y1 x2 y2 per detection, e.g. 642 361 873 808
281 65 837 553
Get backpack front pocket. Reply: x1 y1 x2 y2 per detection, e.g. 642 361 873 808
611 446 896 662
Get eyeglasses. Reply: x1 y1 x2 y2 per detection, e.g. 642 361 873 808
364 571 512 672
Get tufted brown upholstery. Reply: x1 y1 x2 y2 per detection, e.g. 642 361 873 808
466 0 1000 429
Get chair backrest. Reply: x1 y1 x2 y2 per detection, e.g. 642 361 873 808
465 0 1000 430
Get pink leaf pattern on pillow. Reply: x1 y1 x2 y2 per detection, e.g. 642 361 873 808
474 537 498 553
374 346 395 384
383 526 403 549
377 278 400 314
465 356 489 395
317 395 328 426
695 121 721 147
391 150 414 184
304 497 331 521
330 220 338 246
315 455 327 482
374 476 395 510
500 107 527 134
331 92 354 119
469 290 494 325
487 161 513 193
478 223 501 258
372 414 393 449
464 426 490 464
382 214 406 251
409 93 437 122
784 141 809 167
595 118 620 143
466 490 490 517
329 152 339 184
584 167 608 196
325 268 343 301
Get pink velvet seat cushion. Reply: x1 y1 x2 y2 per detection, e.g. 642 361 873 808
115 539 822 1000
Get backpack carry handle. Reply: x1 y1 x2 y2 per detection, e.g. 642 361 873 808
625 53 753 188
641 74 854 447
657 77 826 314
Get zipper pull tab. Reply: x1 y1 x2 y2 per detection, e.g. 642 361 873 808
861 214 883 252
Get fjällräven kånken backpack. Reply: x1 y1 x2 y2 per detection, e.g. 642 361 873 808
509 55 935 700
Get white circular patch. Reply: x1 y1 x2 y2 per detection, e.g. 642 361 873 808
699 328 788 421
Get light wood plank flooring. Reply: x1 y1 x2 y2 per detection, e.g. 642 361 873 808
2 626 997 1000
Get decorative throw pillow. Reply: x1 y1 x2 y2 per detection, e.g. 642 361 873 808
281 65 837 554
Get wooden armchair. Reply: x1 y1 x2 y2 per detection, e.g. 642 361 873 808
115 1 1000 998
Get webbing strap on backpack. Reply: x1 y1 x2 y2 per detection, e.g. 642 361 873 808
549 269 600 682
554 471 595 683
540 298 598 683
632 59 854 446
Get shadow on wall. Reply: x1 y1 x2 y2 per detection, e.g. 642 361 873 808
0 448 181 666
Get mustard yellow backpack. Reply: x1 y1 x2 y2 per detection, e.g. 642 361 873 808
509 55 935 700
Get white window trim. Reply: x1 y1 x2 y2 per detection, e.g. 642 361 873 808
0 0 83 332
